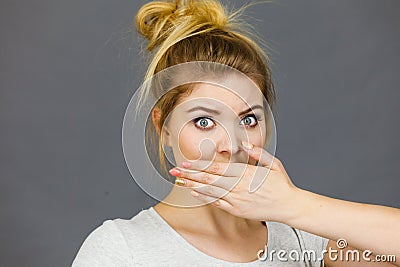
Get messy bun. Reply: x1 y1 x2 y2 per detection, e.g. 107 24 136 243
136 0 228 51
134 0 276 175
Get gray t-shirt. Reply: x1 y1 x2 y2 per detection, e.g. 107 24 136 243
72 207 329 266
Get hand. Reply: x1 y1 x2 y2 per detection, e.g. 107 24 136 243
169 142 302 223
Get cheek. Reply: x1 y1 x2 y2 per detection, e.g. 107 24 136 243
247 128 265 147
177 127 203 160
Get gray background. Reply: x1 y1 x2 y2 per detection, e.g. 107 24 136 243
1 0 399 266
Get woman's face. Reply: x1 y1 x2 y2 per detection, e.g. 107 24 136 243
161 74 267 166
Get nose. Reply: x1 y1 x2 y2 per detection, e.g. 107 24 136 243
216 127 241 155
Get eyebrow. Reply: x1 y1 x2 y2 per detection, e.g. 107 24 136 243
186 104 264 116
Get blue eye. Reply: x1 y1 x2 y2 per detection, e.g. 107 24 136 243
193 114 261 131
193 117 215 130
240 115 259 128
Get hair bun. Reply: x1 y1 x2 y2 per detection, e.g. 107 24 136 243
136 0 228 51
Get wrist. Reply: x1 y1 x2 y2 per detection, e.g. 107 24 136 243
281 186 313 227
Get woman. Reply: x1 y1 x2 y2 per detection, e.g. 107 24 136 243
72 0 400 266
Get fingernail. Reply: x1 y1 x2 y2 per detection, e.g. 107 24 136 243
181 162 191 168
241 141 254 150
169 168 181 176
175 178 186 186
190 190 199 197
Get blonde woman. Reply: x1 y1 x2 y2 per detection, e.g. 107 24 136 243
72 1 400 266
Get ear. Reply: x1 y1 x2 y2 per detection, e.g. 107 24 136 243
152 107 172 147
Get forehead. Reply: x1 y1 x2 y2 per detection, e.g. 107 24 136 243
178 74 263 111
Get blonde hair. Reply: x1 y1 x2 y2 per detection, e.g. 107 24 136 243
135 0 276 176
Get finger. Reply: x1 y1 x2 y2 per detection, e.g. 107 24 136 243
179 160 251 177
210 198 234 213
174 167 238 190
190 190 234 211
182 179 230 199
242 142 280 171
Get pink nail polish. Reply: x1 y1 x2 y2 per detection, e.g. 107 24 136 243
169 168 181 176
181 162 191 168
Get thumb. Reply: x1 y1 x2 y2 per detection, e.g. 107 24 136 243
242 141 280 171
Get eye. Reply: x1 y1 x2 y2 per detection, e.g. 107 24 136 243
193 117 215 130
240 114 259 128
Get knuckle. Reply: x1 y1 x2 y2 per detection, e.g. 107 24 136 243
185 179 193 187
203 172 213 184
235 207 246 217
273 157 282 168
184 171 192 180
208 162 220 173
206 186 213 195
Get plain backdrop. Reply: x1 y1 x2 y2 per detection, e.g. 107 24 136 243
1 0 399 266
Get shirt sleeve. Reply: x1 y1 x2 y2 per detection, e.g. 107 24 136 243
71 220 134 267
297 229 329 267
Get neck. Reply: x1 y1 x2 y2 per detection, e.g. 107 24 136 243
154 185 261 236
